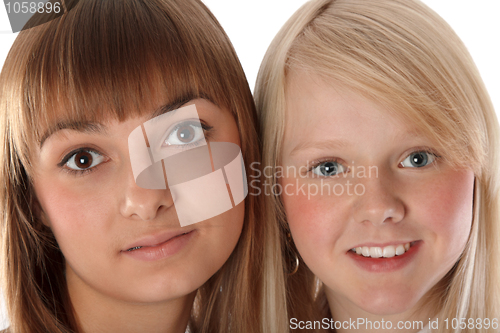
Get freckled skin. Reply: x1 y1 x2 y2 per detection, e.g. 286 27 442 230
32 99 244 330
281 71 474 327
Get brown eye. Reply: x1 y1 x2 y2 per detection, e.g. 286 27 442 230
65 149 105 171
75 151 93 169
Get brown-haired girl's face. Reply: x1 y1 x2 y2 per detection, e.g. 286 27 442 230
32 98 244 304
280 70 474 318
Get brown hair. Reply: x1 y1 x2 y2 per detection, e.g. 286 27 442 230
0 0 268 332
255 0 500 331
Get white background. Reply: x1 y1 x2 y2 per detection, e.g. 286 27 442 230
0 0 499 328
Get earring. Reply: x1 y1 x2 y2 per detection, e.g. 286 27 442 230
286 232 300 275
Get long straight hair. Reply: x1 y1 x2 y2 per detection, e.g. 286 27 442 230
255 0 500 331
0 0 271 332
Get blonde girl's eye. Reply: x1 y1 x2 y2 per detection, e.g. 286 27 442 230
311 161 347 177
400 151 436 168
163 121 206 147
64 149 106 171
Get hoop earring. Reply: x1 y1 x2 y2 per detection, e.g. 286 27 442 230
286 232 300 275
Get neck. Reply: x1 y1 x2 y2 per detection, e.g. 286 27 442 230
66 267 196 333
326 292 435 333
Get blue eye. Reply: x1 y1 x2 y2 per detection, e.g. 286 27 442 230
400 151 436 168
311 161 347 177
163 121 205 147
64 149 106 171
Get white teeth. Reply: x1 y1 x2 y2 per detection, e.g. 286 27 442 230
382 246 395 258
395 244 405 255
351 242 411 258
127 246 143 251
369 247 383 258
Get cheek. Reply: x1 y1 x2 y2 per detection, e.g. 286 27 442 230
280 177 345 258
191 200 245 281
34 176 114 251
210 201 244 253
42 185 106 218
410 169 474 258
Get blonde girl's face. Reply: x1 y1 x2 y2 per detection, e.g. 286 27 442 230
32 98 244 305
280 70 474 318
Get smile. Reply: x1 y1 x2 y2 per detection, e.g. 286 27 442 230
349 242 416 258
347 241 422 273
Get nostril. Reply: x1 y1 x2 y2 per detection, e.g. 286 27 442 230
120 187 173 221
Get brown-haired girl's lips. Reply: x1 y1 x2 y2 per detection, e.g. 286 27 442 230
122 229 196 252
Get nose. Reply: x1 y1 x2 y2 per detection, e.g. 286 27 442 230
351 174 405 226
119 170 174 221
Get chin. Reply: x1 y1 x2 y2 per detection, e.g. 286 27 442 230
354 286 421 316
116 277 200 304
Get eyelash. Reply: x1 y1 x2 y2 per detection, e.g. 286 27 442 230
58 148 105 176
58 122 214 176
399 149 440 168
308 157 349 177
164 121 213 149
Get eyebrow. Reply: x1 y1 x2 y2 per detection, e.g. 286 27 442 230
39 95 203 147
289 129 426 156
290 139 350 156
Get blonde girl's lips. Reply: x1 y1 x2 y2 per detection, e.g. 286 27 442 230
347 241 422 272
122 230 196 261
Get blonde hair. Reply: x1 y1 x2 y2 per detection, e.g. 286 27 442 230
255 0 500 331
0 0 272 332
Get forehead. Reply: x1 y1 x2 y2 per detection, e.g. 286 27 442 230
283 70 422 151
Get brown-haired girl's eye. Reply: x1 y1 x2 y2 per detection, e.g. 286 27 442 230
62 149 106 171
162 121 211 147
75 151 93 169
177 124 196 143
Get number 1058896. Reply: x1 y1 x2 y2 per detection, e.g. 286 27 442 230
5 2 61 14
